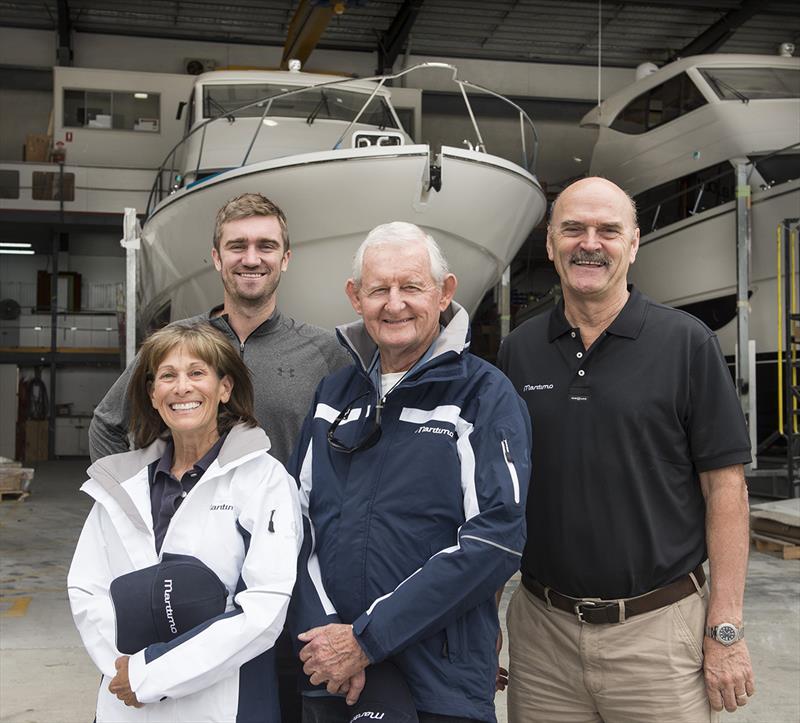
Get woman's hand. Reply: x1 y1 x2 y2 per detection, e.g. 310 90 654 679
109 656 144 708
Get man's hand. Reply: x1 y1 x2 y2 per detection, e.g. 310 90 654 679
298 624 370 701
108 656 143 708
495 629 508 692
337 670 367 706
703 638 755 713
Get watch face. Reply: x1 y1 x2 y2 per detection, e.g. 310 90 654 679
718 624 738 644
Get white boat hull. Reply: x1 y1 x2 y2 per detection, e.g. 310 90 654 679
139 144 546 331
628 180 800 356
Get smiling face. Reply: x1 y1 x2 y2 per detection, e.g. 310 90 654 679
149 344 232 445
546 177 639 305
211 215 291 312
346 240 457 373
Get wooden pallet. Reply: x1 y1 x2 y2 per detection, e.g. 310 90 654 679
751 532 800 560
0 490 30 502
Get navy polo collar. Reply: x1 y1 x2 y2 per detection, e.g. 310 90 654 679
152 433 227 481
548 284 648 342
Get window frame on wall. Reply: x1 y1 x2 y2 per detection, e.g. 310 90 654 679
62 88 161 132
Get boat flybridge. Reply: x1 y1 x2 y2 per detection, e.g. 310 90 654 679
581 53 800 363
138 62 546 332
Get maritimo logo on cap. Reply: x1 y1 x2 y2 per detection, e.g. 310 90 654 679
164 579 178 634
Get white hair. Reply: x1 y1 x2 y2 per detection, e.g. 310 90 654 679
351 222 450 287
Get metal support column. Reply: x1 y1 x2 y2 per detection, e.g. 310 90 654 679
781 219 800 497
735 162 752 432
499 266 511 339
121 208 141 368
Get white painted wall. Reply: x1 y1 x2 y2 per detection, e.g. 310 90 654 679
53 66 195 168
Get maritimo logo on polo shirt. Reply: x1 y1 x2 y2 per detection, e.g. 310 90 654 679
522 383 554 392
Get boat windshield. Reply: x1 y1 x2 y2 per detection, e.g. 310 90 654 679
201 83 397 128
699 67 800 101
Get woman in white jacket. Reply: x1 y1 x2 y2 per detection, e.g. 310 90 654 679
68 320 302 722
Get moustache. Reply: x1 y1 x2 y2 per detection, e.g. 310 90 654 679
570 251 610 265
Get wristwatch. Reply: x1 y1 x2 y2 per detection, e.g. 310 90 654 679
705 622 745 646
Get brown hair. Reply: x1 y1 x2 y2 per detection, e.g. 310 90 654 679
128 320 257 449
212 193 290 252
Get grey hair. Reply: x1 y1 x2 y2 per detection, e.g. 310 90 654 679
351 222 450 287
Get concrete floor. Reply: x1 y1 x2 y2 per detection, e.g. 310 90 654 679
1 460 799 723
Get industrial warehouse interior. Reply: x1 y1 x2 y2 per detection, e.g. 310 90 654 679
0 1 799 722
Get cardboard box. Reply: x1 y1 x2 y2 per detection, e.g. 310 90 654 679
24 420 48 462
24 134 50 162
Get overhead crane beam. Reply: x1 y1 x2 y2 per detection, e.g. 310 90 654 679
670 0 766 61
281 0 346 70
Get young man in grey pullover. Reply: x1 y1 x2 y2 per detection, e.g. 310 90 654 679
89 192 350 467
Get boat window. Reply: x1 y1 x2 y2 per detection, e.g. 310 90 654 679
63 89 161 132
700 67 800 100
634 161 735 233
749 153 800 187
201 84 397 127
610 73 706 134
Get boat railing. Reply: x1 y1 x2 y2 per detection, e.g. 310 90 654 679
638 142 800 235
145 62 540 217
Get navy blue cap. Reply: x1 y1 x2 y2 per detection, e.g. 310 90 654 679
110 553 227 654
348 661 418 723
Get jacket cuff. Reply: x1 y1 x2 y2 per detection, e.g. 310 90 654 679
126 649 154 703
352 613 383 664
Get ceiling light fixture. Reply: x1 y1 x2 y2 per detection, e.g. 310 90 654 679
0 242 32 248
134 92 149 99
0 249 35 255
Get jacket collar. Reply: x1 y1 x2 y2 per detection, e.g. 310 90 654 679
548 284 647 342
209 305 284 338
335 301 470 375
86 424 270 531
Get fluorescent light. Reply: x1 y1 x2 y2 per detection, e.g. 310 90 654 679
262 119 278 126
0 242 31 248
0 249 35 255
134 92 149 99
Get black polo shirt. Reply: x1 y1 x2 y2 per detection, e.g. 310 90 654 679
148 433 227 554
497 286 751 599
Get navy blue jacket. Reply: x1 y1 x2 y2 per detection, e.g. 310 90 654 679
289 303 531 721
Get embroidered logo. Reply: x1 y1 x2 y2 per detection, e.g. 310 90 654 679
163 579 178 634
522 383 554 392
209 503 233 511
276 366 295 378
415 425 454 438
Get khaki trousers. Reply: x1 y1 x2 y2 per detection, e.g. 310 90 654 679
507 581 719 723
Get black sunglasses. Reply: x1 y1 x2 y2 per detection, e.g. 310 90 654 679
327 391 383 454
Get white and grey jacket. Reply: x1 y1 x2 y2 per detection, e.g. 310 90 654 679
68 424 302 723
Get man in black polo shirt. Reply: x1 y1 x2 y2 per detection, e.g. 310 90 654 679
498 177 754 722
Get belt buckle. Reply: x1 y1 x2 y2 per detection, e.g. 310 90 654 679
573 599 615 624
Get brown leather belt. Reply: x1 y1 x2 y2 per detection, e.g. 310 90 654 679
521 565 706 624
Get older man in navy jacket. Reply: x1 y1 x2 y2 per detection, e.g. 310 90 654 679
289 222 531 723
